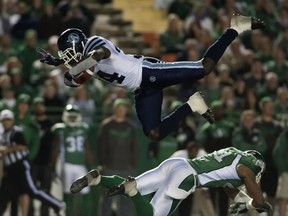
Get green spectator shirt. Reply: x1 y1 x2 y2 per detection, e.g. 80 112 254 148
273 131 288 174
199 120 235 153
232 127 267 154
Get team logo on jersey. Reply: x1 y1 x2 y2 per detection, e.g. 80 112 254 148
149 76 156 82
68 33 80 43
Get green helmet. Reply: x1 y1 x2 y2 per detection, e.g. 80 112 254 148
62 104 82 127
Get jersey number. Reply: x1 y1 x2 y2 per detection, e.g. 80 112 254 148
97 71 125 84
212 151 230 162
66 136 84 152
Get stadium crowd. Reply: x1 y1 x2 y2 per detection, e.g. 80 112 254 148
0 0 287 215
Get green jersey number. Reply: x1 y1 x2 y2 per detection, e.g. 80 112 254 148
212 150 231 162
66 136 84 152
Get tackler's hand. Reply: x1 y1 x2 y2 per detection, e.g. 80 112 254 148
36 47 63 66
229 202 248 215
229 201 273 216
255 202 273 216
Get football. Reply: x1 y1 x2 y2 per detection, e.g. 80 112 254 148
74 71 92 84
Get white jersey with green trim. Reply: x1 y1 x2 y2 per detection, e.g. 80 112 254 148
83 36 144 89
188 147 262 188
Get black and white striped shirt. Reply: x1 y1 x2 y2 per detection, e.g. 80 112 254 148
2 125 29 166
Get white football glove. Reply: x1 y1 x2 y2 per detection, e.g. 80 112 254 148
229 202 248 215
229 201 273 216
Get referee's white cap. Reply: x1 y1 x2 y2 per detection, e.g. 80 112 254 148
0 109 14 121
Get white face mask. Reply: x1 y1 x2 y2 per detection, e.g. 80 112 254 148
62 112 82 127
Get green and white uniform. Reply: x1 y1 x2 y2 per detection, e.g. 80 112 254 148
135 147 264 216
52 122 90 193
189 147 263 188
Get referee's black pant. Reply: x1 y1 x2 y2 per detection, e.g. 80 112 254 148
0 159 62 215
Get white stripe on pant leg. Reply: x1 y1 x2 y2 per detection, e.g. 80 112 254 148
143 60 203 69
150 185 178 216
23 160 62 208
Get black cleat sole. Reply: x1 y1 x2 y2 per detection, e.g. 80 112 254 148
202 108 215 124
70 169 99 193
106 176 135 197
251 17 266 30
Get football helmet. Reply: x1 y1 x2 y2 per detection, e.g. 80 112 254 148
62 104 82 127
57 28 88 69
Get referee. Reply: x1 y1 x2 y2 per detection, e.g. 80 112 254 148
0 109 64 215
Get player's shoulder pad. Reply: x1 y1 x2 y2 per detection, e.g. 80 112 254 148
83 36 106 55
78 122 89 130
51 122 66 132
226 146 239 152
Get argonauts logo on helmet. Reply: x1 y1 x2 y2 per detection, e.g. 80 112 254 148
68 33 80 43
149 76 156 82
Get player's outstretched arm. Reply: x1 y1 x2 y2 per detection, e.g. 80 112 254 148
229 165 273 215
67 46 109 75
36 48 64 66
64 46 111 86
237 165 264 206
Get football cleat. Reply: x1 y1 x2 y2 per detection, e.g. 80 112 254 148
106 176 137 197
251 17 266 30
201 108 215 124
70 169 100 193
187 92 215 124
230 14 266 34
